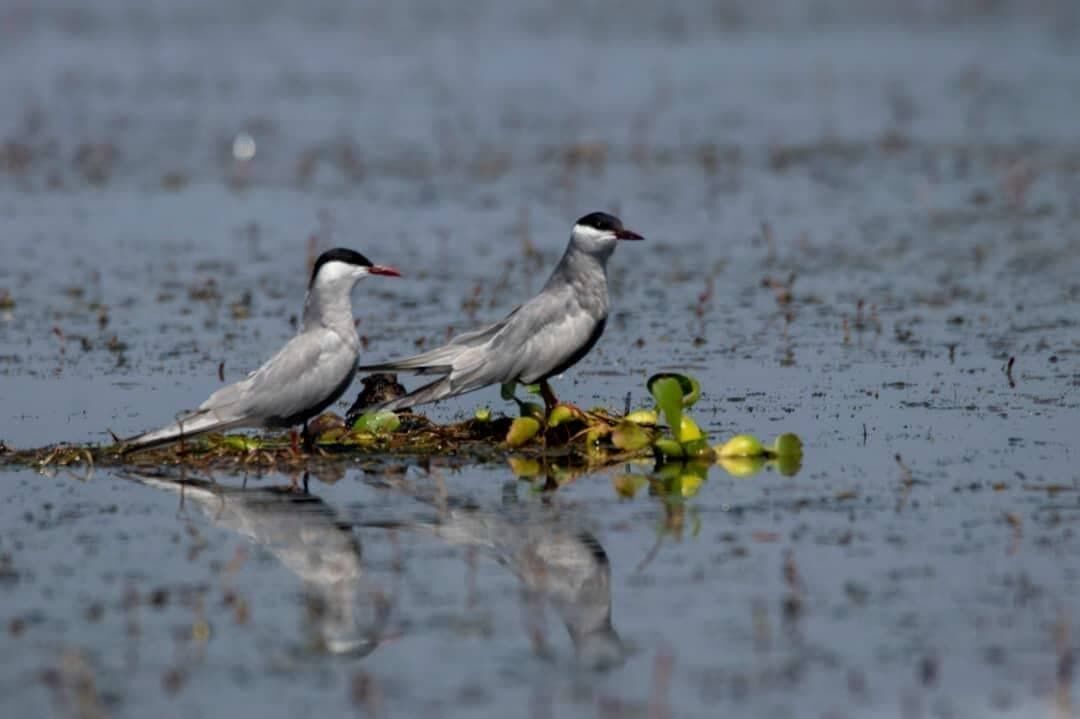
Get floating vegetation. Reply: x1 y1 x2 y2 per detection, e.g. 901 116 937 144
0 374 803 489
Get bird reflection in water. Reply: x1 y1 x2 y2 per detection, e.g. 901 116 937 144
362 483 626 671
123 468 390 657
125 467 624 670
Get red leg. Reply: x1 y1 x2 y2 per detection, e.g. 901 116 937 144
539 380 559 416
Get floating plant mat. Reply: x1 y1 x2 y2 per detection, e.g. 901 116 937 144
0 375 803 489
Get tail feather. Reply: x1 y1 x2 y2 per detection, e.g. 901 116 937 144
376 376 458 412
357 315 510 376
356 361 452 376
120 410 246 452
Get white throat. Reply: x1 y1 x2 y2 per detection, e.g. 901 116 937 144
302 261 367 336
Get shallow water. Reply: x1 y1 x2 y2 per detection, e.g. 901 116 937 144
2 1 1080 717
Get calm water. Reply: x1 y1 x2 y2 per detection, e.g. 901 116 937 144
2 1 1079 717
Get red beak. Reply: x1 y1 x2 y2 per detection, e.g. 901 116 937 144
368 265 401 277
615 228 644 241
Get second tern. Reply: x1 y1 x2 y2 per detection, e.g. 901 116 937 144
355 211 643 415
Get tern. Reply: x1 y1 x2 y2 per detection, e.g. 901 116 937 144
353 211 642 416
122 248 400 452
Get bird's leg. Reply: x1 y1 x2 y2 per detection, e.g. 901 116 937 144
539 380 559 417
289 429 300 455
301 421 315 453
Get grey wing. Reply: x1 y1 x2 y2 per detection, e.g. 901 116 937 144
493 289 606 384
356 307 520 374
200 329 357 423
446 288 604 389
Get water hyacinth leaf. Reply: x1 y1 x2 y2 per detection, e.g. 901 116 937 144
500 382 517 401
681 438 715 462
222 435 261 452
506 416 542 447
547 404 580 428
646 372 701 408
474 407 492 422
351 409 400 435
523 383 541 395
677 416 704 443
772 433 803 459
611 420 652 451
648 376 683 439
718 455 767 478
625 409 658 425
653 438 685 460
717 434 766 458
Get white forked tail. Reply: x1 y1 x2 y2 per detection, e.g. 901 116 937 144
121 409 246 452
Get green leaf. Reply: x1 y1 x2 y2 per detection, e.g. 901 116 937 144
716 434 765 458
612 473 648 498
473 407 492 422
547 404 580 428
221 435 261 452
648 376 684 441
506 416 542 447
681 438 715 461
677 416 704 443
611 420 652 451
351 409 400 435
646 372 701 408
625 409 658 425
772 433 803 459
500 382 517 401
653 438 686 460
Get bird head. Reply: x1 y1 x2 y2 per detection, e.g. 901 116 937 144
569 212 644 259
308 248 401 291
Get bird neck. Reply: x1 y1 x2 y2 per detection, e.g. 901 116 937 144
301 280 360 341
547 242 610 298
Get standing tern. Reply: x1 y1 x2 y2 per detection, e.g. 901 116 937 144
353 211 643 416
122 248 400 452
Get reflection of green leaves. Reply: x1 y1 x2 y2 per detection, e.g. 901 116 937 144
654 461 710 498
508 456 541 477
506 417 542 447
612 473 648 498
717 455 767 478
351 410 400 435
